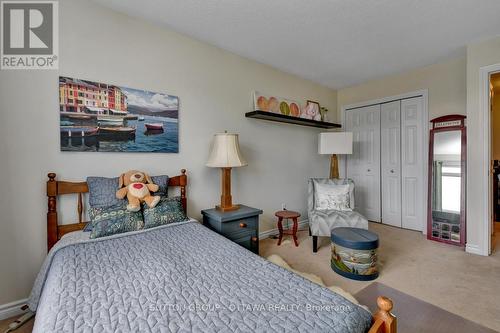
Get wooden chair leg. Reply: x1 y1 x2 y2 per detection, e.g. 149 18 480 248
312 236 318 253
277 217 284 246
308 226 311 236
292 217 299 247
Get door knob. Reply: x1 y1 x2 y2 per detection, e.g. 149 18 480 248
367 169 371 172
390 169 395 173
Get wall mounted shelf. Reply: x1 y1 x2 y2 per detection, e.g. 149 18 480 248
245 110 341 129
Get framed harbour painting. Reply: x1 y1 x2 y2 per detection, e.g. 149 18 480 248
59 76 179 153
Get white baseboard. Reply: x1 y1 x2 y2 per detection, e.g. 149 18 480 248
465 243 487 256
259 219 309 239
0 298 28 321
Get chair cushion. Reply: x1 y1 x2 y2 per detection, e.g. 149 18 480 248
311 178 355 210
314 183 352 211
309 210 368 237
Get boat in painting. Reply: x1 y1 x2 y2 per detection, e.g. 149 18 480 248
97 115 125 125
99 126 136 136
138 117 145 121
66 114 92 120
60 126 99 137
145 123 164 130
60 120 75 126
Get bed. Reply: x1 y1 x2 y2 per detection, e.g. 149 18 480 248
28 170 396 332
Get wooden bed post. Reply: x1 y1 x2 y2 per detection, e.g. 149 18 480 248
368 296 397 333
47 173 58 252
180 169 187 213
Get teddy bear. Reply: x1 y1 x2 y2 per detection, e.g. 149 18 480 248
116 170 161 212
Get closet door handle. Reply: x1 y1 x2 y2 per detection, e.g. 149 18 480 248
390 169 395 173
367 169 371 172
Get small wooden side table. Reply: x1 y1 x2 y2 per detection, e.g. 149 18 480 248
275 210 301 247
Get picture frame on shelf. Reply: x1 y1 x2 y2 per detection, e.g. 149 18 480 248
301 100 321 121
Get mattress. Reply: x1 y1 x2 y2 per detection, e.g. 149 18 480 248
29 220 372 332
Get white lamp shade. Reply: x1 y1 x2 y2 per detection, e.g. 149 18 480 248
206 133 248 168
318 132 353 155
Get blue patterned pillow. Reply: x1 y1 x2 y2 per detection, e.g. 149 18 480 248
89 204 144 238
87 177 124 208
151 175 169 197
143 196 188 229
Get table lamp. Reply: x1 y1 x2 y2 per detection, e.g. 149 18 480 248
318 132 353 179
206 132 247 211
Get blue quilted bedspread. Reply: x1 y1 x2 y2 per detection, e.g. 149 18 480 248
29 220 372 332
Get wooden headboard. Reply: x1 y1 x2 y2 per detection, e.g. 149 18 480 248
46 169 187 252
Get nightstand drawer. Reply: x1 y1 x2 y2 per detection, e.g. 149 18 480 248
233 233 258 254
222 228 256 242
220 216 258 235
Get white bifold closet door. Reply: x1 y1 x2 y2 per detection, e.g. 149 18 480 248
400 97 424 231
381 101 402 227
346 96 424 231
346 104 381 222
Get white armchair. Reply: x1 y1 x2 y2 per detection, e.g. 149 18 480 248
308 178 368 252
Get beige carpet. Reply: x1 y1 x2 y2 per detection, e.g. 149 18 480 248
260 222 500 332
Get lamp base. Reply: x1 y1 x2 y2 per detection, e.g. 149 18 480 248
216 168 240 212
216 204 240 212
330 154 339 179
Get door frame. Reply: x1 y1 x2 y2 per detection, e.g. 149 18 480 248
478 64 500 256
340 89 429 234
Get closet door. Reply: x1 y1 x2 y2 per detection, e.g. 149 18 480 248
346 109 363 209
346 105 381 222
401 97 424 231
381 101 402 227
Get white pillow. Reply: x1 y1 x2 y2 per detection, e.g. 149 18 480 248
315 183 352 211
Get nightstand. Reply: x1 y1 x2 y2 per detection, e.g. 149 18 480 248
201 205 262 254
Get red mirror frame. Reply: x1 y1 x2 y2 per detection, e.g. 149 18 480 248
427 114 466 246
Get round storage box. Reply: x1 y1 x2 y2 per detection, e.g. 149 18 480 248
331 227 379 281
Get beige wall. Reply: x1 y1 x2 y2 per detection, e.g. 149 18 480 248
466 35 500 256
0 0 337 305
337 56 467 119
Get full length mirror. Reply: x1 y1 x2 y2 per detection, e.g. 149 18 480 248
428 115 466 246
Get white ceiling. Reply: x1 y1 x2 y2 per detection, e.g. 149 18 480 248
92 0 500 89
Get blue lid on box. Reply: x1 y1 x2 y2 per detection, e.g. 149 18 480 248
331 227 378 250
